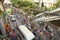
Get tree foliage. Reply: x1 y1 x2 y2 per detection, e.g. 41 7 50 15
11 0 38 8
0 9 3 15
56 0 60 7
11 0 41 16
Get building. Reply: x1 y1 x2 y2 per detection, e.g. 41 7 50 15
33 0 57 8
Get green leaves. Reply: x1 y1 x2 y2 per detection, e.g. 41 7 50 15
55 0 60 7
11 0 41 15
0 9 3 15
11 0 33 8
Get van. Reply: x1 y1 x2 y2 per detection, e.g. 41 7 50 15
18 25 35 40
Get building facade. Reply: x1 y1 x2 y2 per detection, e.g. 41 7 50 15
33 0 57 8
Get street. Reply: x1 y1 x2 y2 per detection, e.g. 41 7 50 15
0 0 60 40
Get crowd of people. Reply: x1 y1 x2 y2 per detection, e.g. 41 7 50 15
22 18 56 40
3 12 59 40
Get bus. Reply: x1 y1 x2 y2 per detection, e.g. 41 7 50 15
18 25 35 40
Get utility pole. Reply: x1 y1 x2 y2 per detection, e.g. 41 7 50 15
39 0 44 7
39 0 41 7
39 0 44 10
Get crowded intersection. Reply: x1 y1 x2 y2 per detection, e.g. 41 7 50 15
0 0 60 40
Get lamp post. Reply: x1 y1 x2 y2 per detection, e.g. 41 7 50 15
39 0 41 7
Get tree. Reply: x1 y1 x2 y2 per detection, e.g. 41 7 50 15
11 0 41 16
55 0 60 7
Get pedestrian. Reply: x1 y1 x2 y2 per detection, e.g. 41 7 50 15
33 29 37 36
4 22 11 37
45 31 50 40
45 25 49 31
37 28 40 33
39 30 43 40
45 31 49 36
40 30 43 36
9 29 16 40
49 34 52 40
49 33 54 40
38 35 41 40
